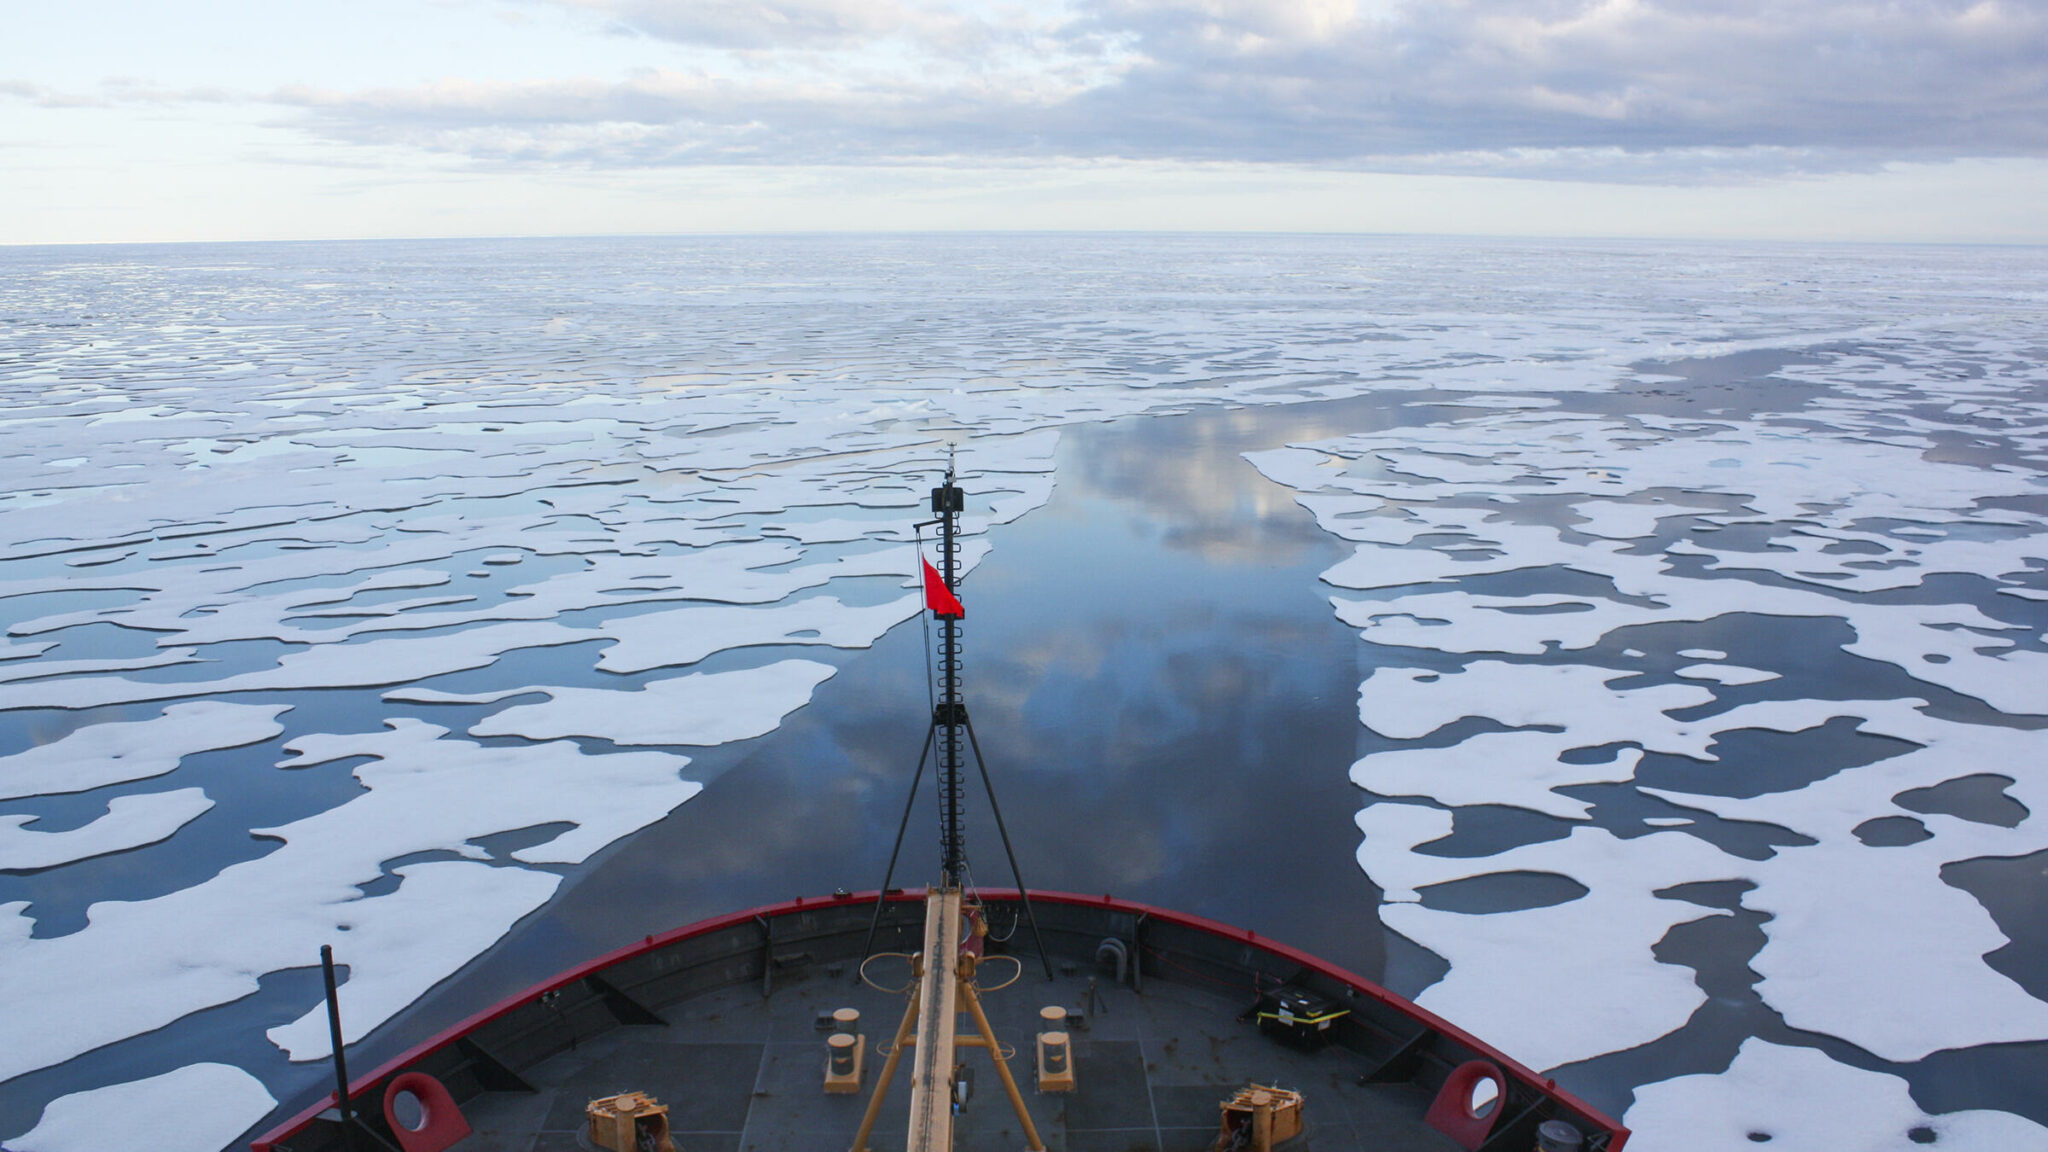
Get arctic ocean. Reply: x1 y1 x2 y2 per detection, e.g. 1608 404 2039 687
1 234 2045 1152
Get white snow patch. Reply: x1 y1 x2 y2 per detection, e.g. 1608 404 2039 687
594 595 919 673
0 703 288 800
1572 501 1723 540
1642 702 2048 1061
379 685 542 705
0 788 214 869
0 721 698 1078
264 860 562 1060
1674 663 1779 685
1361 813 1742 1072
1624 1039 2048 1152
470 659 839 746
12 1062 277 1152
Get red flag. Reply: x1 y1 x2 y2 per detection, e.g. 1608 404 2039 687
922 558 965 618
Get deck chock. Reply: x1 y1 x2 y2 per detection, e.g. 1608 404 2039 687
584 974 666 1027
456 1036 537 1093
382 1072 471 1152
1215 1084 1304 1152
1358 1026 1433 1084
586 1091 675 1152
1425 1060 1507 1151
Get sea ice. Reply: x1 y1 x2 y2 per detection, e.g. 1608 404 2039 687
0 720 699 1079
1264 358 2048 1096
1571 500 1726 540
1352 661 1731 816
0 787 214 870
0 702 289 800
1360 810 1743 1071
263 860 562 1061
0 621 599 712
469 659 840 746
594 595 920 673
1672 663 1779 685
4 237 2043 1152
1623 1038 2048 1151
10 1063 277 1152
1641 702 2048 1061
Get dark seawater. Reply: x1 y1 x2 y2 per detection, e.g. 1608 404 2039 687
304 397 1409 1115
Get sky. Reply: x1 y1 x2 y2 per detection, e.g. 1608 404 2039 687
4 0 2047 244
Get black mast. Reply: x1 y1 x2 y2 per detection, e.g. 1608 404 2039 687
932 467 967 887
860 452 1051 978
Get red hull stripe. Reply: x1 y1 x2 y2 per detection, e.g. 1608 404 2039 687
250 889 1628 1151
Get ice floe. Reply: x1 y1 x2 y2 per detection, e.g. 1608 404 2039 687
468 659 841 746
1371 818 1742 1072
0 720 699 1081
1253 304 2048 1136
11 1063 277 1152
0 787 214 870
1353 662 1714 819
0 702 289 800
593 595 921 673
1672 663 1779 685
1623 1039 2048 1151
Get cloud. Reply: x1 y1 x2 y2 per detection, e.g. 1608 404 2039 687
1055 0 2048 159
16 0 2048 181
555 0 936 49
0 78 248 110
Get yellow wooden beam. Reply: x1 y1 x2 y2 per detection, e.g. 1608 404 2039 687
905 888 961 1152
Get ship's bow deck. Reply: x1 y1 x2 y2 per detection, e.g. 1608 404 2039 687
256 893 1625 1152
459 966 1457 1152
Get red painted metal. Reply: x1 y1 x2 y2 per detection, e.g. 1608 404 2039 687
249 888 1630 1151
380 1072 470 1152
1425 1060 1506 1150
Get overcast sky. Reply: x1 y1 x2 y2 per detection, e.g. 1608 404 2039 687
5 0 2047 244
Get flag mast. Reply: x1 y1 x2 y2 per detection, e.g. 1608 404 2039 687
931 455 967 887
857 448 1050 978
847 449 1055 1152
